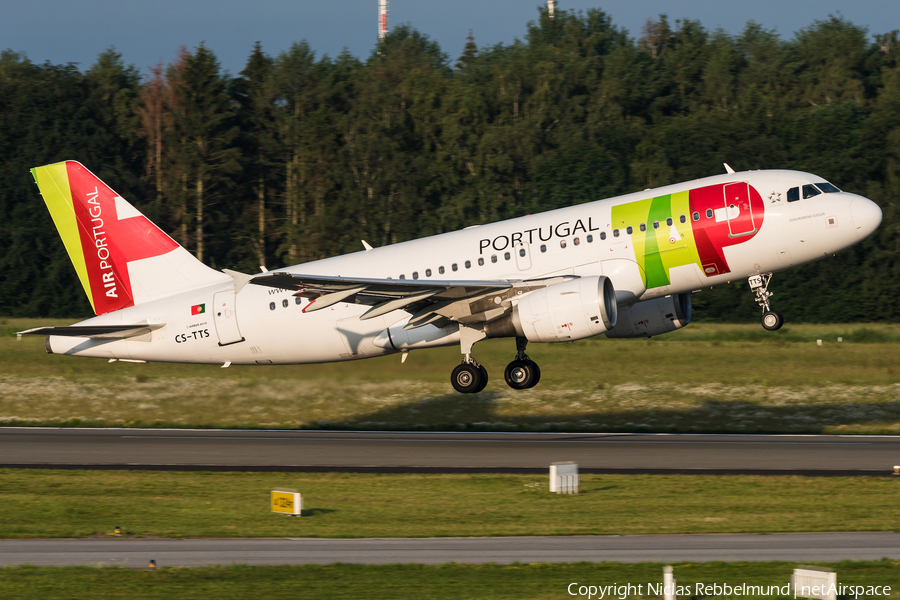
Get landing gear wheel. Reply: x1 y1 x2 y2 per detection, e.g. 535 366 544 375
761 310 784 331
473 365 489 393
504 359 535 390
451 363 484 394
527 360 541 387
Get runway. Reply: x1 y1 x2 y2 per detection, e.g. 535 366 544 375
1 428 899 474
2 533 898 567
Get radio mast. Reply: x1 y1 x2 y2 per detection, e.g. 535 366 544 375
548 0 554 20
378 0 388 40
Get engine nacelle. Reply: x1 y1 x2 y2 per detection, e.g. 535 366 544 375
487 276 617 343
604 292 692 338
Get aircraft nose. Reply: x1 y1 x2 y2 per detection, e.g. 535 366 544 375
850 197 882 240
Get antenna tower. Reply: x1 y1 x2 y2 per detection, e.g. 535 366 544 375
378 0 388 40
548 0 554 20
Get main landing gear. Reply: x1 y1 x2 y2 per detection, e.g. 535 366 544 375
450 328 542 394
503 336 541 391
749 273 784 331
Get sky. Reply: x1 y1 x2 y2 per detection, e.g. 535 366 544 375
2 0 896 75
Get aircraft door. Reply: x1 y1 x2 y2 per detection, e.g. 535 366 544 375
212 290 245 346
514 240 532 271
723 182 757 237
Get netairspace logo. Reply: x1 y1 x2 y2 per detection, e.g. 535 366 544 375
566 582 893 598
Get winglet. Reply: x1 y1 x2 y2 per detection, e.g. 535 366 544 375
724 163 735 174
362 240 373 251
223 269 254 294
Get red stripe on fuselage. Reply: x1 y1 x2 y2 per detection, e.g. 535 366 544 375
688 182 765 277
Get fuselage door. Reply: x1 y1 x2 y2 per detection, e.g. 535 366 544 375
514 240 532 271
212 290 244 346
723 182 757 237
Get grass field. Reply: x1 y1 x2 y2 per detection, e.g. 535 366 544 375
2 319 899 433
1 562 898 599
2 469 898 539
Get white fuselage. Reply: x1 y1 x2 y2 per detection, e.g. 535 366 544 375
48 169 880 365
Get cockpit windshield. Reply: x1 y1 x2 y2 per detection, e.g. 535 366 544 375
816 181 841 193
802 184 821 199
787 181 841 202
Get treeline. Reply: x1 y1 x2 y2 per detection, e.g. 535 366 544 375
1 7 898 321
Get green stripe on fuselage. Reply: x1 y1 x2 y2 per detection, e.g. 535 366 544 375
610 191 703 290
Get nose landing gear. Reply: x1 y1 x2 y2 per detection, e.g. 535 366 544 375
504 336 541 390
749 273 784 331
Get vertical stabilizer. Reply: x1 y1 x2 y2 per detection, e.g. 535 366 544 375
32 161 229 315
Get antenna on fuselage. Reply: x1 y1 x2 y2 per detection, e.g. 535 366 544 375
724 163 735 174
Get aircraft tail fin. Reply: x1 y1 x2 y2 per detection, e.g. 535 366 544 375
31 161 228 315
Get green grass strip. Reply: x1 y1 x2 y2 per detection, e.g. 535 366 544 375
2 470 899 539
2 561 898 599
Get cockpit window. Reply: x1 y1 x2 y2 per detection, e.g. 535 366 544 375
802 184 821 199
787 187 800 202
816 182 841 193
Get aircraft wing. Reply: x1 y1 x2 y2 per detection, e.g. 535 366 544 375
250 272 575 328
17 324 165 340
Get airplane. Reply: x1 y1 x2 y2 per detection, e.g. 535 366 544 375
19 161 882 393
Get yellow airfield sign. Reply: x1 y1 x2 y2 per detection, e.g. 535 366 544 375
271 489 302 516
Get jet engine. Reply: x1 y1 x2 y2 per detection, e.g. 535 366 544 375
604 292 692 338
486 276 617 343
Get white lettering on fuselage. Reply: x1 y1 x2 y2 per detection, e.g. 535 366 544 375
479 218 600 254
86 187 117 298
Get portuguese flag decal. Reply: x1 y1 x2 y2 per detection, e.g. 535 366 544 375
191 303 205 316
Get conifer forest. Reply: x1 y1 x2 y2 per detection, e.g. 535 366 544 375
1 7 898 321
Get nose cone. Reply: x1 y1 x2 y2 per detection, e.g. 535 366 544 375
851 198 882 240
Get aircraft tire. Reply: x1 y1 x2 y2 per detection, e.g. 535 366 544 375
527 360 541 388
451 363 483 394
473 365 489 393
761 310 784 331
504 360 534 390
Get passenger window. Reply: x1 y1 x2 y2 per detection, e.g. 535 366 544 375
680 215 686 224
600 232 606 240
586 235 593 243
399 274 406 279
413 272 419 279
626 226 633 235
613 229 620 237
639 223 646 232
705 209 713 218
560 240 567 248
295 297 302 305
574 237 580 246
802 184 821 199
491 255 498 263
438 266 445 275
269 302 276 311
519 248 526 257
787 187 800 202
478 258 485 266
653 221 660 229
282 299 289 308
666 218 673 226
425 269 432 277
504 252 511 260
465 261 471 269
817 182 841 193
452 263 458 271
540 244 547 253
692 212 700 221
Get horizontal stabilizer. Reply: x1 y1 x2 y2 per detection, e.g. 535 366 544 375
17 324 165 340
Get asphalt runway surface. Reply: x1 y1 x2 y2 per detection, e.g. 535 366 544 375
1 428 899 475
2 533 899 567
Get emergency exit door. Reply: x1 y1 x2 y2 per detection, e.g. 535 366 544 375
723 182 758 237
514 241 532 271
212 291 244 346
